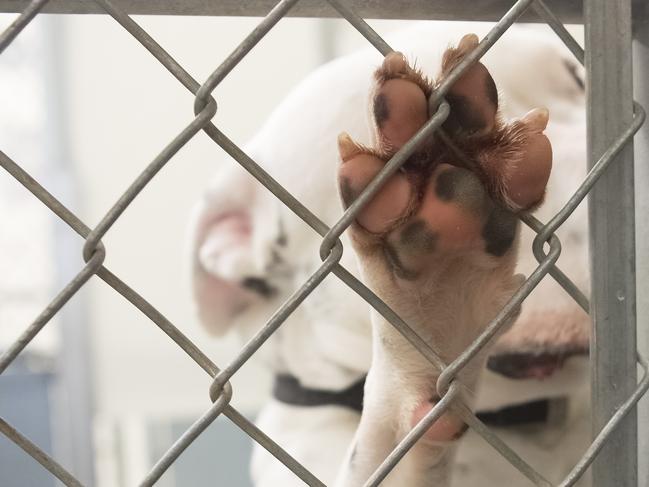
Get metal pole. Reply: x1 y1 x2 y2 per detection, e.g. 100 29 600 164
585 1 638 486
633 8 649 486
0 0 591 22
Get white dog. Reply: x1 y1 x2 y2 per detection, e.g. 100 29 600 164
188 23 590 486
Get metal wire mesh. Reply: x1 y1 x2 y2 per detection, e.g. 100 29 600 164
1 0 648 486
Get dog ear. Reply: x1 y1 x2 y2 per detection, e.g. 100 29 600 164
187 168 263 335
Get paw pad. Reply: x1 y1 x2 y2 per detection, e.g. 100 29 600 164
338 33 552 272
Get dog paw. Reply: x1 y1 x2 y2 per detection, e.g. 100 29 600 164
335 34 556 485
338 35 552 272
370 51 432 152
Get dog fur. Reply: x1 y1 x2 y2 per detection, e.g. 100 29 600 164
188 23 590 486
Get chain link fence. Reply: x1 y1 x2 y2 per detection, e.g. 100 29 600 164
1 0 648 486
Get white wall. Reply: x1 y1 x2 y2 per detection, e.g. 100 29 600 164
0 15 59 358
59 15 333 419
58 12 420 420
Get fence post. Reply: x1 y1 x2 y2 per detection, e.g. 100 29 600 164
585 1 638 486
633 7 649 486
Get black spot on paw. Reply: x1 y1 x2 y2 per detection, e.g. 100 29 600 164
339 177 358 209
435 167 486 211
435 168 463 201
242 277 276 298
383 242 419 280
400 219 438 253
373 92 390 128
482 206 517 256
350 443 358 465
484 70 499 109
443 93 487 135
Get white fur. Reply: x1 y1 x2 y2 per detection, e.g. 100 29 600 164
188 23 590 486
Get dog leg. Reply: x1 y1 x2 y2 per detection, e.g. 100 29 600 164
335 34 552 486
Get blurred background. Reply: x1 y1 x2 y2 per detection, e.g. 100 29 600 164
1 10 646 487
0 13 448 486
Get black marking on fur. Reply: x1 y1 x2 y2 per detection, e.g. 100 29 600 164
563 59 585 92
443 93 487 135
339 177 357 209
383 242 419 280
475 399 550 427
273 373 365 412
482 206 517 256
241 276 277 298
275 214 288 247
487 346 589 379
400 219 438 252
373 92 390 128
273 372 552 427
435 168 463 201
435 167 486 211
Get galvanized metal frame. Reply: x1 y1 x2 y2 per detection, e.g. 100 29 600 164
585 1 638 485
0 0 644 24
632 10 649 487
1 1 648 486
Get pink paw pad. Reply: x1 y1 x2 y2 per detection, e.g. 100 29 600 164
338 133 413 234
504 108 553 209
374 79 428 150
441 33 497 137
414 164 488 252
337 32 553 267
373 52 430 152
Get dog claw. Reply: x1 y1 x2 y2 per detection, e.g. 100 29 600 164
521 107 550 132
338 132 363 162
382 51 409 76
457 33 479 52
